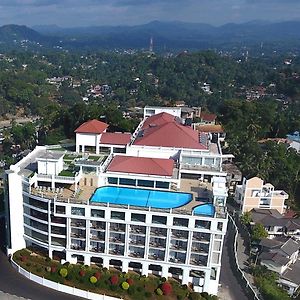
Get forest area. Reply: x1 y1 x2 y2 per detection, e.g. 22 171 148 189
0 50 299 205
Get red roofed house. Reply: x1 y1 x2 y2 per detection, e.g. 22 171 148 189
105 155 179 189
99 132 131 154
75 119 108 154
200 112 217 125
128 112 208 159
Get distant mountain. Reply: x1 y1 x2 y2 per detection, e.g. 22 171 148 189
1 21 300 52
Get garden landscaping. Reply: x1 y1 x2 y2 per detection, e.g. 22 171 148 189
13 249 216 300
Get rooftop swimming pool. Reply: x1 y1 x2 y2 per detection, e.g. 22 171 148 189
193 204 215 217
90 186 192 209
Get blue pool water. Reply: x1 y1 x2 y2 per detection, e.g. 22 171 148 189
193 204 215 217
90 186 192 209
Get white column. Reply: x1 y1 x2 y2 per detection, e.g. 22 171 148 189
142 262 149 276
182 268 189 284
122 260 129 273
51 175 55 189
161 265 169 278
103 257 109 268
84 255 90 265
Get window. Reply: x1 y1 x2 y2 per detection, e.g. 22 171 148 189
210 267 217 280
173 218 189 227
71 207 85 216
155 182 170 189
137 180 154 188
131 213 146 223
111 211 125 220
119 178 135 186
217 222 223 231
56 206 65 214
108 177 118 184
91 209 105 218
195 220 211 229
152 216 167 225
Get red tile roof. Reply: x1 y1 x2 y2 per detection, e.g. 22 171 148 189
100 132 131 145
200 112 217 122
75 119 108 134
134 112 207 150
196 124 224 133
107 155 174 176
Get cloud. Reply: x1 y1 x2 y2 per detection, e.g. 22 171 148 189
0 0 299 27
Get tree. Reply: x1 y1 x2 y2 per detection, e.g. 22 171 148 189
251 223 268 241
240 211 252 225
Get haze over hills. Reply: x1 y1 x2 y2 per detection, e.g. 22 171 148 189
1 20 300 52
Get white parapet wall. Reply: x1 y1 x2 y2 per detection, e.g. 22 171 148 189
11 259 123 300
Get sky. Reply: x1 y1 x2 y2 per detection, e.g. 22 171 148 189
0 0 299 27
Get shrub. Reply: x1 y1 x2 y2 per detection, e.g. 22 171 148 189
110 274 119 285
161 277 167 283
122 281 130 290
59 268 68 278
90 276 98 284
110 285 118 291
51 266 57 273
182 284 188 290
63 262 70 267
124 273 130 279
128 286 135 295
127 278 134 285
21 256 28 262
137 286 143 293
156 288 163 296
45 256 51 262
46 266 52 272
26 263 31 267
36 267 42 273
161 282 172 295
94 271 101 280
145 291 151 298
189 292 203 300
79 269 86 277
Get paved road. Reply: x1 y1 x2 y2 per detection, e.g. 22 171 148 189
220 222 249 300
0 218 82 300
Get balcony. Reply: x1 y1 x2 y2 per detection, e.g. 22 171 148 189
149 239 166 249
150 228 167 237
90 221 106 230
90 232 105 241
129 236 145 246
110 235 125 244
169 254 186 264
148 252 165 261
71 241 85 251
70 220 86 228
128 247 144 258
90 242 104 253
191 243 209 254
170 242 187 252
109 247 124 256
172 230 189 240
110 223 126 232
130 225 146 235
190 254 207 266
193 233 210 243
71 229 86 240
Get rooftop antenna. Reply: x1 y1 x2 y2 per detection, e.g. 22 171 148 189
149 36 153 53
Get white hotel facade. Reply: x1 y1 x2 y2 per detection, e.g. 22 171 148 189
4 109 232 295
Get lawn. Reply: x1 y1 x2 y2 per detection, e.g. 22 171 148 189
13 249 210 300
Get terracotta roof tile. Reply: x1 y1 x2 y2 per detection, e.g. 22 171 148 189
75 119 108 134
200 112 217 122
107 155 174 176
100 132 131 145
133 112 207 150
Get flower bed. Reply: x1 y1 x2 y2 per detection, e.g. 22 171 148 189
13 249 212 300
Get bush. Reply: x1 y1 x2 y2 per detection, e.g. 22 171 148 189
79 269 86 277
126 278 134 285
128 286 135 295
110 274 119 285
51 266 57 273
145 291 151 298
189 292 204 300
21 256 28 262
94 271 101 280
156 288 163 295
161 277 167 283
45 256 51 262
122 281 130 290
26 263 31 267
59 268 68 278
124 273 130 279
63 262 70 267
161 282 172 295
46 266 52 272
90 276 98 284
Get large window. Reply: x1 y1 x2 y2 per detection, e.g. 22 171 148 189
137 180 154 188
91 209 105 218
111 211 125 220
108 177 118 184
155 182 169 189
119 178 136 186
131 213 146 223
71 207 85 216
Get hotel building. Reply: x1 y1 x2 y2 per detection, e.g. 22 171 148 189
4 111 232 295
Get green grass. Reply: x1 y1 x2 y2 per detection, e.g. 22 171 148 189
88 155 102 162
58 169 75 177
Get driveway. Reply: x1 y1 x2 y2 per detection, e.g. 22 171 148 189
0 218 82 300
219 221 249 300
